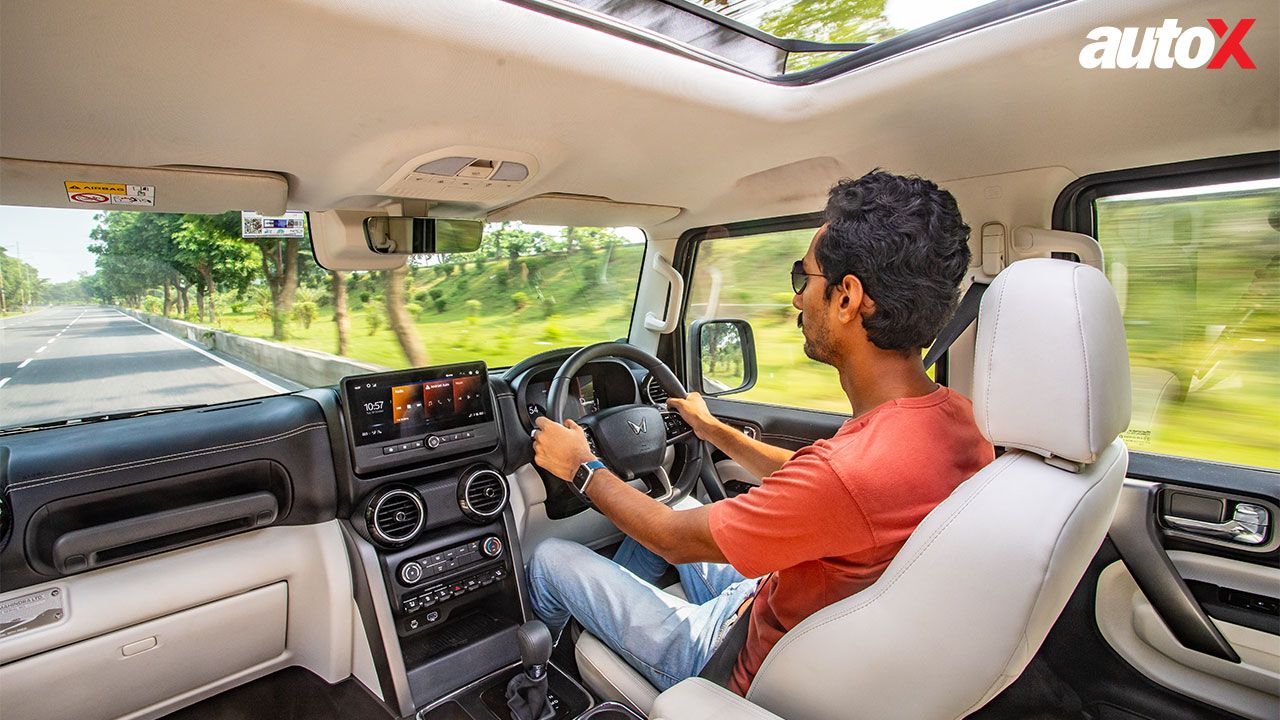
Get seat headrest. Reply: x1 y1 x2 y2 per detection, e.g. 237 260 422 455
972 259 1130 466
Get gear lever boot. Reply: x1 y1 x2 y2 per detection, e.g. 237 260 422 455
505 621 555 720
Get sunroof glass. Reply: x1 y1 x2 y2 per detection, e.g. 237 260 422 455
515 0 1052 81
683 0 1003 72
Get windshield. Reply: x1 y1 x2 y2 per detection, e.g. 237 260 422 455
0 207 644 430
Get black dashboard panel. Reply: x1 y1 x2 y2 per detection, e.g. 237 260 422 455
0 394 338 590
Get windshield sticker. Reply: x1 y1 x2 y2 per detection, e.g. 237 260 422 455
65 181 155 206
0 587 66 639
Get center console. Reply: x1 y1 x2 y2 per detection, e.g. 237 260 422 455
341 362 609 719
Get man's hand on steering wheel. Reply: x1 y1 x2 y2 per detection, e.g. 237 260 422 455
665 391 721 441
531 415 597 483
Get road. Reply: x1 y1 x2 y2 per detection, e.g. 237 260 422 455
1 306 298 428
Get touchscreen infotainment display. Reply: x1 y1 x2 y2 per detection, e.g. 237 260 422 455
344 362 492 447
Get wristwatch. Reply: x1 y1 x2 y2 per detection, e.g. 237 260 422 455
573 459 606 494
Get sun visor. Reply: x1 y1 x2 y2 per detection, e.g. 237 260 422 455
488 194 681 227
309 209 406 271
0 158 289 215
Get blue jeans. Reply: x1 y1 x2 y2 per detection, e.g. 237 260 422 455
526 537 758 691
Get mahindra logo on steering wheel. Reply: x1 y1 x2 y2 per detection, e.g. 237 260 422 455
627 419 648 435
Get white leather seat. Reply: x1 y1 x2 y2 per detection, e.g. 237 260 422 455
575 584 685 713
583 258 1133 720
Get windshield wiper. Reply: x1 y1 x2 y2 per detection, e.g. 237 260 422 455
0 404 209 436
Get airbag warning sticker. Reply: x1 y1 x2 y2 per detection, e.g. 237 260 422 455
65 181 155 206
0 587 65 639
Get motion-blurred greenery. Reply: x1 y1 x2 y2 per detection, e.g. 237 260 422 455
1097 186 1279 469
133 184 1280 472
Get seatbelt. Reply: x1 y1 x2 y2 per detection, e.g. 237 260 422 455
922 281 989 372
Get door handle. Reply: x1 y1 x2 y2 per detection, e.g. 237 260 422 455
1163 503 1269 546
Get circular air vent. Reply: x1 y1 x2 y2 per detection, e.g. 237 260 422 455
458 467 509 522
643 374 669 404
366 487 425 547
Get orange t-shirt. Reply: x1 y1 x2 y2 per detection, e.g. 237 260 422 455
707 386 994 695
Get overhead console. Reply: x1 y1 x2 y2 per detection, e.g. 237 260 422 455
341 362 500 475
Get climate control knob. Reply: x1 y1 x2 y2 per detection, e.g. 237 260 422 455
400 561 424 585
481 536 503 558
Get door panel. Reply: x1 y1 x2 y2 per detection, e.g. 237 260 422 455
1099 477 1279 720
702 396 846 494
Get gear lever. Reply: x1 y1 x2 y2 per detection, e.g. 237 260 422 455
505 621 555 720
518 620 552 680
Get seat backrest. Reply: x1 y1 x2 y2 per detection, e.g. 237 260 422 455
745 259 1132 720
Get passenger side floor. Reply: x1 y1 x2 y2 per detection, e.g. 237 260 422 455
162 667 394 720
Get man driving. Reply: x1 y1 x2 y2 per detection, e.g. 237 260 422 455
527 170 995 696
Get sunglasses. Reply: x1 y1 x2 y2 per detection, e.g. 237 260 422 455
791 259 824 294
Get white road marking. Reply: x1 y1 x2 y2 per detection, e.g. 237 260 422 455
113 311 288 393
47 337 56 344
35 346 47 354
17 358 32 369
0 378 9 390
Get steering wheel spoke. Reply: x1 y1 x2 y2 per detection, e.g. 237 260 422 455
659 408 694 443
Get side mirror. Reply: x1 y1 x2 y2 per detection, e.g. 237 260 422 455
363 217 484 255
688 319 757 397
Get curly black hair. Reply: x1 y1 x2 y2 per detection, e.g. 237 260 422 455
817 170 972 352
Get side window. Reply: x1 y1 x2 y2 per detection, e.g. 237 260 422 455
686 226 846 413
1094 179 1279 470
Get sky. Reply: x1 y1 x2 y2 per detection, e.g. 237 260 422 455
0 206 101 283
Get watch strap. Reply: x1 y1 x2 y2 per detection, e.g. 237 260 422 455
576 459 606 493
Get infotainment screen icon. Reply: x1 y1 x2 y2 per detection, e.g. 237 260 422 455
340 362 500 474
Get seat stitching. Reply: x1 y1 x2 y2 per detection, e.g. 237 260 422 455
957 445 1123 718
982 274 1010 440
1073 266 1094 460
750 452 1021 693
10 423 328 490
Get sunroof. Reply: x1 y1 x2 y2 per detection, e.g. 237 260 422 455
509 0 1062 82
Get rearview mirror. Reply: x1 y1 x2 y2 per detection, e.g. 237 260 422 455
688 319 757 397
363 217 484 255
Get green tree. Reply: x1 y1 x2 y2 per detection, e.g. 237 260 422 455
173 212 258 324
88 212 192 311
0 247 47 310
756 0 899 72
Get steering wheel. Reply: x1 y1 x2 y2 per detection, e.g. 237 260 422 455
546 342 701 508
